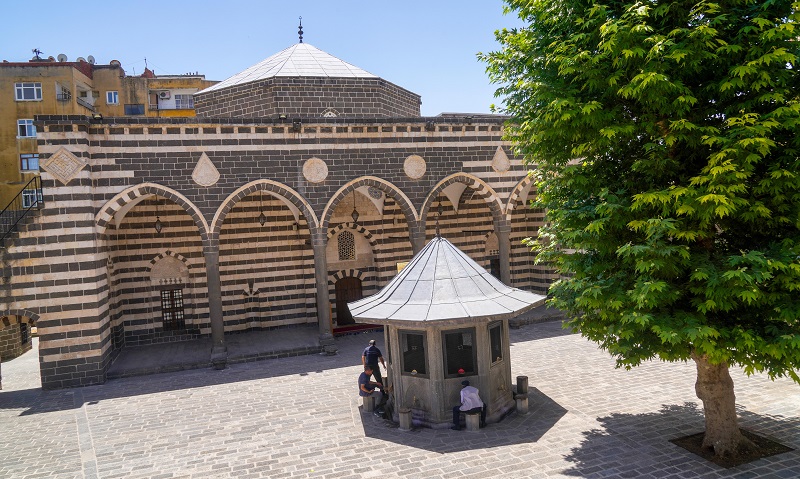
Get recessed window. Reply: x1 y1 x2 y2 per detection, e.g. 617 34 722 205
174 94 194 109
489 322 503 363
400 331 427 376
337 230 355 260
20 153 39 171
17 119 36 138
124 104 145 115
106 91 119 104
21 189 42 209
443 328 477 377
20 323 29 345
15 82 42 101
160 289 185 331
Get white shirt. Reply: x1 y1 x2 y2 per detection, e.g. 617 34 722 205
459 386 483 411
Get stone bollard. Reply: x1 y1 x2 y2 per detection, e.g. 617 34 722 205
465 412 481 432
362 395 375 413
515 393 529 414
398 407 412 431
516 375 528 395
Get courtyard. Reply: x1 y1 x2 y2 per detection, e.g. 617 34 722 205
0 319 798 478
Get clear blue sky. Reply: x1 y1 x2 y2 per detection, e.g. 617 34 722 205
0 1 523 116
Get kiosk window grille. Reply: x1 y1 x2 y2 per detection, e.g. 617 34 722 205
489 322 503 363
338 231 355 260
443 328 476 377
20 323 28 344
161 289 185 331
401 331 427 375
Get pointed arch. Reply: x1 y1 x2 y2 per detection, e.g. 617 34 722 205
421 173 505 227
320 176 418 230
211 180 318 237
505 174 536 221
0 310 40 329
95 183 209 241
327 222 378 248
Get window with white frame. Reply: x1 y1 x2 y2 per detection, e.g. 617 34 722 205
174 94 194 109
21 189 42 208
17 119 36 138
20 153 39 171
106 91 119 104
15 82 42 101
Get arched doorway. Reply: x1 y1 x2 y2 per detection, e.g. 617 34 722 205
335 277 363 326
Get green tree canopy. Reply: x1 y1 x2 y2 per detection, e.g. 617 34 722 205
483 0 799 457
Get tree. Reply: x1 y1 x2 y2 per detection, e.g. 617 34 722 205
482 0 800 458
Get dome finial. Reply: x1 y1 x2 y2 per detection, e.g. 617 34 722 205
298 16 303 43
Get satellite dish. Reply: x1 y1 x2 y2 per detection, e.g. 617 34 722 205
47 56 55 62
76 57 86 63
110 60 121 67
57 53 67 62
87 55 95 64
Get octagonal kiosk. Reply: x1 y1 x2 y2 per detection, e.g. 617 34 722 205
348 236 546 428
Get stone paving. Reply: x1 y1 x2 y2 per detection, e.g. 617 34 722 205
1 322 798 479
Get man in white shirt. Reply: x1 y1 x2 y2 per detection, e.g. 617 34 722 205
452 380 486 430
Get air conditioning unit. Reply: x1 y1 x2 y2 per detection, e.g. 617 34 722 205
158 91 171 99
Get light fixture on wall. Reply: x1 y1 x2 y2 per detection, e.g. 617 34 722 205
351 191 360 224
154 195 163 234
258 191 267 227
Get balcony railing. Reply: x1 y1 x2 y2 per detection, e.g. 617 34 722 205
76 97 95 112
57 92 72 102
0 176 43 246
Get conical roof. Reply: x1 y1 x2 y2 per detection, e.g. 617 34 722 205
200 43 377 94
349 236 546 325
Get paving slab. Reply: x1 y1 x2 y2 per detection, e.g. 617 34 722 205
1 321 798 479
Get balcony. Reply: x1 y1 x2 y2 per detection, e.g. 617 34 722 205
57 91 72 102
76 97 95 112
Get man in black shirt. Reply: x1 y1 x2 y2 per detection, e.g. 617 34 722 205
362 339 386 385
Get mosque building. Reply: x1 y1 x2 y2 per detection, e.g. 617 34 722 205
0 32 553 389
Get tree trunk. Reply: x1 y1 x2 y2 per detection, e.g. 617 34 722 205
692 352 756 458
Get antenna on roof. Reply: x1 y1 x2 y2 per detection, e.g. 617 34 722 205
31 48 42 60
298 16 303 43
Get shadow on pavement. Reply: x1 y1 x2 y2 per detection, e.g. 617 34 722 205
358 386 568 453
561 403 800 477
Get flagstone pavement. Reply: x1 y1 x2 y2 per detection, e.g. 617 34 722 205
1 320 798 479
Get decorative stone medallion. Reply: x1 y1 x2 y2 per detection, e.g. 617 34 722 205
403 154 426 179
192 152 220 187
41 147 87 185
303 157 328 183
492 146 511 173
368 186 383 199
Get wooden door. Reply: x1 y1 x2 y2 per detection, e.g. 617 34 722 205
335 277 363 325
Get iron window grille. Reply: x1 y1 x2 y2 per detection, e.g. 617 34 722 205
443 328 477 377
400 330 427 376
160 289 186 331
338 230 356 260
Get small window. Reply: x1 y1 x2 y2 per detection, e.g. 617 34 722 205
15 82 42 101
106 91 119 104
174 94 194 109
21 189 42 208
160 289 185 331
337 230 355 260
401 331 427 376
124 104 145 115
443 328 477 377
20 154 39 171
489 322 503 363
20 323 29 345
17 119 36 138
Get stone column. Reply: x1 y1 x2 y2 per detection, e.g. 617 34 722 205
312 234 337 354
204 242 227 369
497 224 512 285
410 222 427 255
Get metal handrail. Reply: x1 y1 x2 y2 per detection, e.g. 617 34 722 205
0 176 43 246
76 97 95 111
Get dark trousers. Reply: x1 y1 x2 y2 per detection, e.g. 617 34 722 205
453 405 486 426
367 364 382 386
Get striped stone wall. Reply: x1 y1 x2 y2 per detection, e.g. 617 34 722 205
1 115 553 388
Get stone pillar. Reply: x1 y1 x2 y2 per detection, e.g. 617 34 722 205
204 244 227 369
497 224 512 285
410 222 426 255
312 236 337 354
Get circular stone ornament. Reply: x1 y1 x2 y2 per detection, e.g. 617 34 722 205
404 155 426 179
303 157 328 183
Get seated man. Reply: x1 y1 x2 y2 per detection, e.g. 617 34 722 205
452 380 486 430
358 365 383 408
